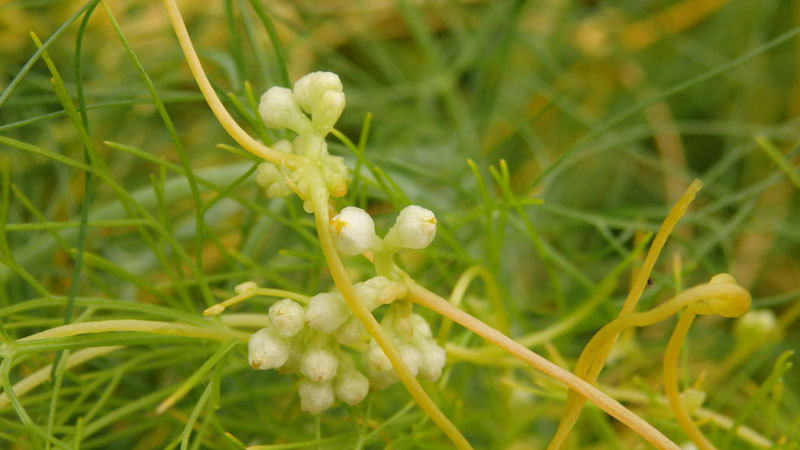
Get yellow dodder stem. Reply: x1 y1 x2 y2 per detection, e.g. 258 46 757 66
405 278 680 450
549 278 748 450
19 319 250 342
162 0 302 167
308 177 472 450
664 311 717 450
549 179 702 450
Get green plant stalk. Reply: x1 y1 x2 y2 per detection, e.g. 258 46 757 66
306 170 472 449
404 278 681 450
162 0 302 167
663 311 716 450
16 319 249 343
549 178 702 449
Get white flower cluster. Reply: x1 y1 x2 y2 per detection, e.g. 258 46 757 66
366 311 447 389
247 276 446 414
255 72 349 206
329 204 437 256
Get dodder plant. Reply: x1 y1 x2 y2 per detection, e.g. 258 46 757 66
2 1 793 449
159 1 752 448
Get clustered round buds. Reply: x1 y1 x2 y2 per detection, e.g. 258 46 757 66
254 139 293 198
329 205 438 259
330 207 377 255
293 72 346 134
255 72 349 203
365 311 447 388
246 278 445 414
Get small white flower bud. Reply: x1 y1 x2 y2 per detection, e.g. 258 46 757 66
398 343 421 377
735 309 777 341
367 364 397 390
367 339 392 372
300 347 339 382
248 327 290 370
388 205 437 249
409 313 432 339
329 207 376 255
293 71 343 114
321 152 348 198
334 316 364 344
235 281 258 295
306 293 350 334
268 299 305 337
259 86 310 134
335 366 369 405
255 163 281 188
417 341 446 382
255 163 292 198
298 378 335 414
353 276 407 311
312 90 346 133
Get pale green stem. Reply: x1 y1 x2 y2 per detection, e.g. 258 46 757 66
405 278 681 450
18 319 250 343
549 179 702 449
307 170 472 450
663 310 717 450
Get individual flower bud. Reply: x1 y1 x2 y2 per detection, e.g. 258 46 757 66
307 293 350 334
409 313 433 339
354 276 407 311
417 341 446 382
321 153 348 198
734 309 777 342
312 90 346 133
354 277 388 311
259 86 310 134
334 316 364 344
235 281 258 295
329 207 376 255
388 205 437 249
268 299 305 337
367 339 392 372
300 347 339 382
248 327 290 370
335 366 369 405
293 71 343 114
367 363 398 389
397 343 421 377
255 163 292 198
255 163 280 188
298 378 335 414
